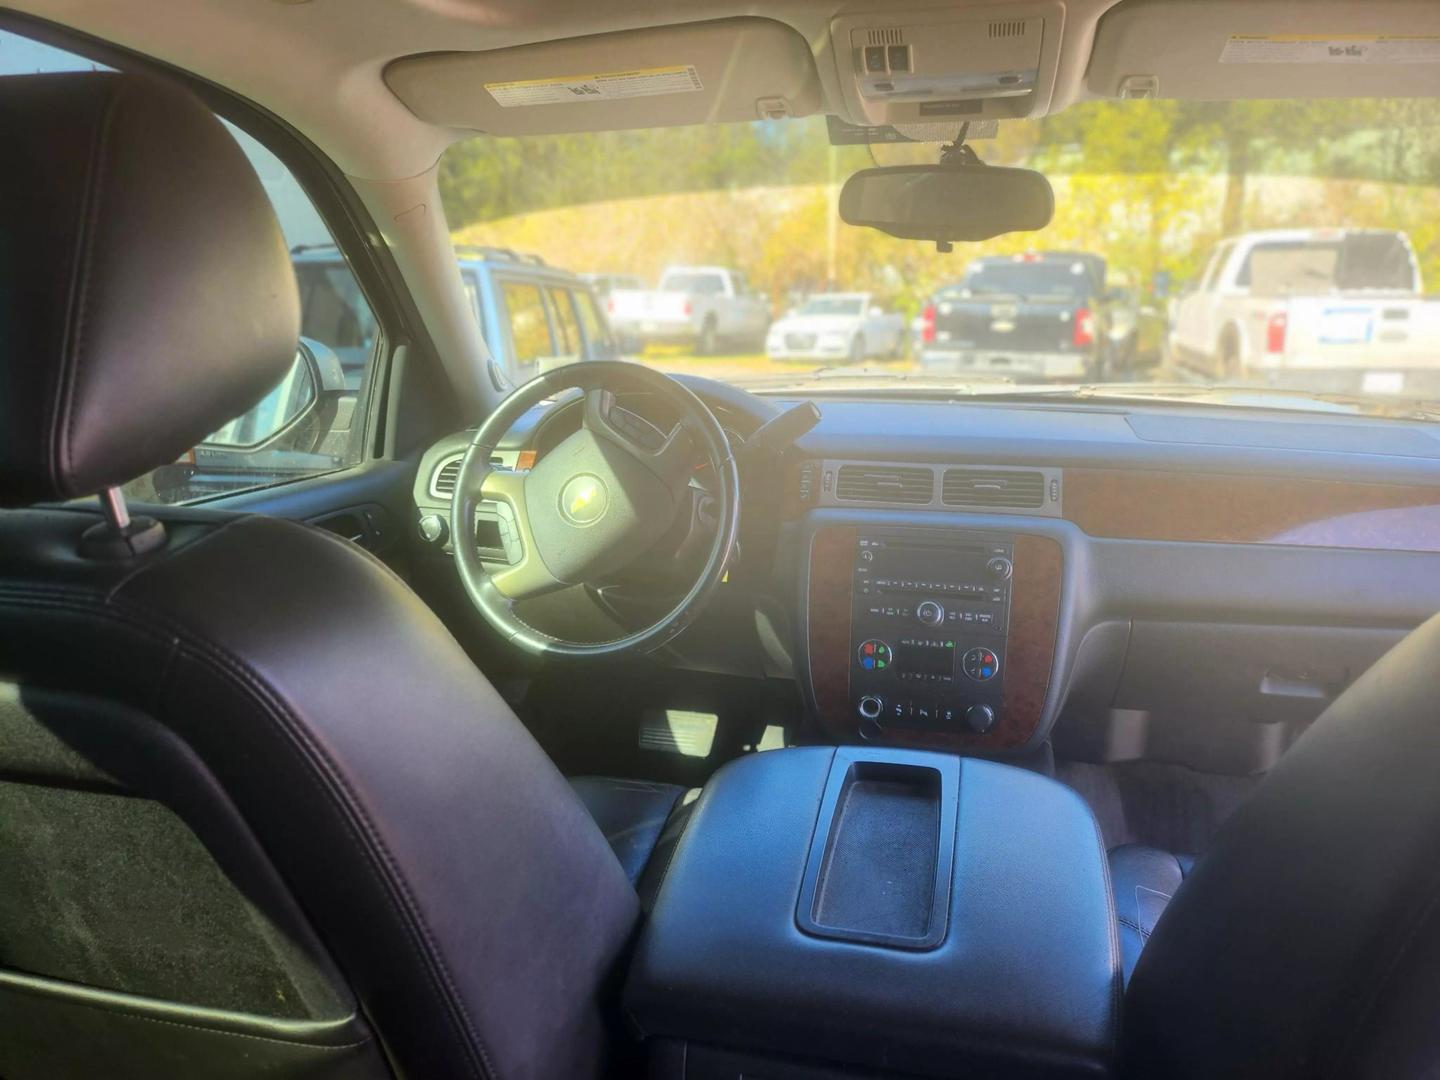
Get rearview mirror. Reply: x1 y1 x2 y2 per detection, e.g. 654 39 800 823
839 164 1054 244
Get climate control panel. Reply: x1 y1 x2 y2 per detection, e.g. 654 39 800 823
848 529 1012 737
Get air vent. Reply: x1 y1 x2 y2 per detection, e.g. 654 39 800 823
836 465 934 505
942 468 1045 509
867 27 905 45
988 19 1026 38
433 457 463 498
430 453 504 499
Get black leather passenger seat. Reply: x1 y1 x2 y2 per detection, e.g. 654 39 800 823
1107 844 1193 984
570 777 699 908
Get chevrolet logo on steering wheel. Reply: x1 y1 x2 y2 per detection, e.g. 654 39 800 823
559 474 608 526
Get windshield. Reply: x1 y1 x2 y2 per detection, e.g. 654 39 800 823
440 98 1440 418
798 296 866 316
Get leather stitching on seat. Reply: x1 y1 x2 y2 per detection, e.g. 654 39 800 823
1115 914 1150 938
1083 804 1124 1059
56 78 126 498
639 794 696 910
0 583 495 1080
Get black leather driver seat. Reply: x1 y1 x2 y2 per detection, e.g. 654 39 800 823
0 70 647 1080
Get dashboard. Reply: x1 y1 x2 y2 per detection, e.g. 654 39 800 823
410 379 1440 768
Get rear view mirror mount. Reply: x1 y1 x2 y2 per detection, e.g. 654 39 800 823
839 162 1054 252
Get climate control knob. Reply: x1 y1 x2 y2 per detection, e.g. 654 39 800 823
986 556 1013 581
857 695 884 721
915 599 945 626
962 646 1000 681
965 704 996 734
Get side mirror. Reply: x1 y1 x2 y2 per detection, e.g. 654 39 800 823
839 164 1054 244
198 337 343 450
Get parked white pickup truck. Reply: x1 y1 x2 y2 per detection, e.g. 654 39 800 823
1171 229 1440 395
765 293 907 363
607 266 770 354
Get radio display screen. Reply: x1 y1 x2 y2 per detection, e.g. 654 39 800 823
860 537 990 585
897 641 955 677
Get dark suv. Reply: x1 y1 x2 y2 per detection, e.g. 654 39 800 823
917 252 1117 382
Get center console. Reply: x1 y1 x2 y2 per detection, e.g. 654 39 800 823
624 745 1119 1079
850 530 1015 737
807 523 1063 750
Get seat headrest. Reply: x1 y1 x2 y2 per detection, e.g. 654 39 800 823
0 72 300 506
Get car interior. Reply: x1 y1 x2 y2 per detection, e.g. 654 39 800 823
3 1 1440 1078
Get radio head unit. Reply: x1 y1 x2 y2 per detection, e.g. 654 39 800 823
851 530 1013 737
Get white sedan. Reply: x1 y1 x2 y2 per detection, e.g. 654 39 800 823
766 294 907 363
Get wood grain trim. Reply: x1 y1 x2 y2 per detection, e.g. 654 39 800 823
995 534 1062 747
807 525 857 729
1065 469 1440 552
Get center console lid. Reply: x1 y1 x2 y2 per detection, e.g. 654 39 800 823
625 747 1119 1078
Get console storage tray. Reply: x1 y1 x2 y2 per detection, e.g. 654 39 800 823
624 746 1119 1079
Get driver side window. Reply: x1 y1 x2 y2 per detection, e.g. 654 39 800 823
2 28 380 506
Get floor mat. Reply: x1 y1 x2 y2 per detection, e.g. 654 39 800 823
1055 759 1265 857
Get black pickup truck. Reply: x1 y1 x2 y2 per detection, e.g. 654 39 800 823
917 252 1115 382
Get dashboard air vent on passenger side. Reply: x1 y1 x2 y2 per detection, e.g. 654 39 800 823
942 468 1045 509
836 465 934 505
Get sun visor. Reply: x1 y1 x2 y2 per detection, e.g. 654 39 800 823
385 17 823 135
1088 0 1440 100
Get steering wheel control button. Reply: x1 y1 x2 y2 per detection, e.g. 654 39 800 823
558 474 609 526
857 639 892 671
417 513 448 545
986 556 1013 581
965 704 997 734
857 695 884 720
962 647 1000 681
916 599 945 626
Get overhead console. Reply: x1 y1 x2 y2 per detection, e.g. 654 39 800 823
829 2 1066 126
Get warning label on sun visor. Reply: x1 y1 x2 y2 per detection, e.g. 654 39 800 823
485 65 703 107
1220 34 1440 64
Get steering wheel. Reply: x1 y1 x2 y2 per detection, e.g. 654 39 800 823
450 361 740 657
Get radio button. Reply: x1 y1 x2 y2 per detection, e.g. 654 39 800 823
857 695 884 720
987 556 1013 581
888 699 913 722
916 600 945 626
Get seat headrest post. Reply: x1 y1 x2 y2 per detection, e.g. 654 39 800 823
100 487 131 532
77 485 167 561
